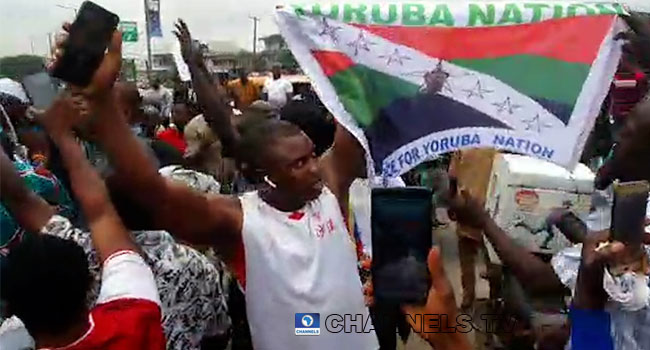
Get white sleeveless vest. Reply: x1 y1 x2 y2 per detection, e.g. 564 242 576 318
240 188 378 350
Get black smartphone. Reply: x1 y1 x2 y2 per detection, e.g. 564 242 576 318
611 180 649 246
50 1 119 86
371 187 433 304
22 72 59 110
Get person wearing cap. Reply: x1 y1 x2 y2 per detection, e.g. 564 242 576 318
183 114 236 187
262 63 293 110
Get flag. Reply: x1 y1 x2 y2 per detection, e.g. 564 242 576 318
147 0 162 37
276 2 625 177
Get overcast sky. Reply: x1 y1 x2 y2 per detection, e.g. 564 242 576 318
2 0 649 58
0 0 288 57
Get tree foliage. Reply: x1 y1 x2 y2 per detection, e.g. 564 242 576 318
0 55 45 80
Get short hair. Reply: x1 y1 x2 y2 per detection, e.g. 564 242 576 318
236 118 302 178
1 234 91 336
115 83 142 109
150 139 184 167
281 100 335 156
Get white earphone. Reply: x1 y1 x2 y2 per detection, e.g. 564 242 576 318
263 175 277 189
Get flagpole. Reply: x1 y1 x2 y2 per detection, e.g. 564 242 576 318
143 0 153 80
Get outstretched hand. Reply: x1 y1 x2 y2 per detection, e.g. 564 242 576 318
173 19 203 67
402 247 471 350
47 22 123 98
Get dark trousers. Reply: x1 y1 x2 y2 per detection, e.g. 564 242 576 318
369 301 411 350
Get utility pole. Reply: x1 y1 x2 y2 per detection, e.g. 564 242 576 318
249 16 259 69
47 33 53 59
144 0 153 80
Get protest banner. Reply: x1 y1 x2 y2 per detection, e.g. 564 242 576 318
276 2 625 176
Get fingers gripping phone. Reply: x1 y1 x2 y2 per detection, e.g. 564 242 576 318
371 187 433 304
611 180 649 246
50 1 119 87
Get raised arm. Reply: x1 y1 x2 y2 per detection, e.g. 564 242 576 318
320 123 366 214
174 19 240 157
0 148 54 233
47 26 243 259
90 90 241 250
41 96 139 262
449 190 566 295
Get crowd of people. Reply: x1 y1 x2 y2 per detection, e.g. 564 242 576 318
0 11 649 350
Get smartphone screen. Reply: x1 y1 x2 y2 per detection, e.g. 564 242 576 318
22 72 59 110
611 181 649 246
51 1 119 86
371 187 433 304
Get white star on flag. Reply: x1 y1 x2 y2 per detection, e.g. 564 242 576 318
522 114 554 132
275 11 565 132
463 79 494 99
378 48 411 66
347 31 375 56
318 18 341 43
492 97 523 114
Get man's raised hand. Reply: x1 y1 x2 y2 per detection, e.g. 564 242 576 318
173 19 202 67
47 22 123 98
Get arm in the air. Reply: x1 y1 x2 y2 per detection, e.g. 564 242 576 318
320 123 366 215
51 129 136 263
174 19 240 157
482 217 566 295
40 97 137 262
187 60 240 157
91 93 242 256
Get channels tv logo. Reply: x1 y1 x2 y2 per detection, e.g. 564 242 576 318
295 313 320 335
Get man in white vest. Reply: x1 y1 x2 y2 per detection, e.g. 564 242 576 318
51 20 379 350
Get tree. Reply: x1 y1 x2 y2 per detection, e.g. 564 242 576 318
278 49 299 71
0 55 45 81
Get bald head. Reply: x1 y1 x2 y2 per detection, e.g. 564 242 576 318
114 83 143 125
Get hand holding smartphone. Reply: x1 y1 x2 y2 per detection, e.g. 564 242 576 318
611 180 649 246
50 1 120 87
371 187 433 305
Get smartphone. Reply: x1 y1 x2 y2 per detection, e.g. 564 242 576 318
50 1 119 86
371 187 433 304
611 180 649 246
22 72 59 110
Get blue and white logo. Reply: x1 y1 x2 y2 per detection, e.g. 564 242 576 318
295 313 320 335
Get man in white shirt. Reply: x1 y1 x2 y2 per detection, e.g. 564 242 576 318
262 64 293 110
143 79 173 118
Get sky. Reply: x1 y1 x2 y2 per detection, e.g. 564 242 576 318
1 0 649 58
0 0 285 57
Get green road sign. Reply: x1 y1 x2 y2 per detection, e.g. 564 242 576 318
119 21 138 42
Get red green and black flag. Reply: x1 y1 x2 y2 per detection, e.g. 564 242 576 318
276 1 625 176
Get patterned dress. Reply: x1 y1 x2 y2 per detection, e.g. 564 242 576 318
41 215 231 350
0 157 76 254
